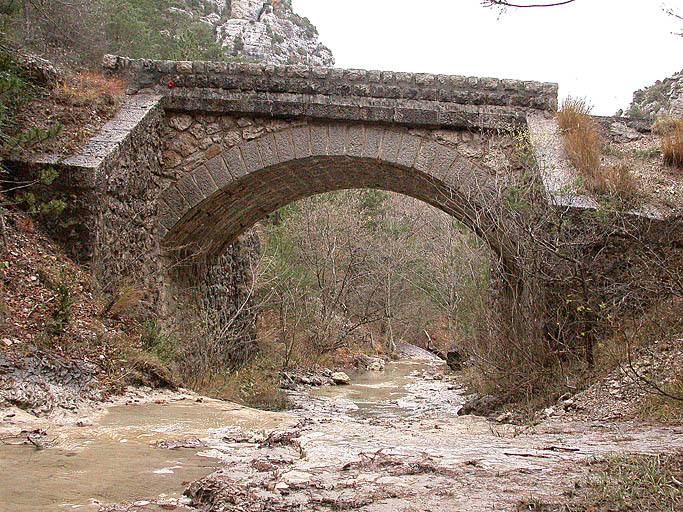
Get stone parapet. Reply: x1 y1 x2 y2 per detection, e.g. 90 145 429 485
102 55 559 113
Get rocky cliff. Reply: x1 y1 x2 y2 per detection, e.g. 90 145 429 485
627 69 683 120
171 0 334 66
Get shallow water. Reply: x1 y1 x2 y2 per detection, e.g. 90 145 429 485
300 359 466 419
0 400 286 511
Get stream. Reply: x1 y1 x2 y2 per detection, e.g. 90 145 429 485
1 345 681 511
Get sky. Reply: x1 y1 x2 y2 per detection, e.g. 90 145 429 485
295 0 683 115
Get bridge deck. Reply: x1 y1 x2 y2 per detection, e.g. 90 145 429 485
103 55 557 130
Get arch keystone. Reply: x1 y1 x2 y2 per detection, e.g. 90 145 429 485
328 124 347 155
347 125 365 158
309 125 328 156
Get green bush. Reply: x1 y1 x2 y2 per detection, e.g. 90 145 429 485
50 270 74 332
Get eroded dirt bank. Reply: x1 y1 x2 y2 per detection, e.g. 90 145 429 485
1 346 681 511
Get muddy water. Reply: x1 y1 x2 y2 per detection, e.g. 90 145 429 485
0 399 289 511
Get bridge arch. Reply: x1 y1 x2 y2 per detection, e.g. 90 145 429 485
158 122 519 276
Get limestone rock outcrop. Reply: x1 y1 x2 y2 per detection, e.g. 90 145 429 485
627 69 683 120
178 0 334 67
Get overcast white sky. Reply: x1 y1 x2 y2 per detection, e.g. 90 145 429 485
295 0 683 115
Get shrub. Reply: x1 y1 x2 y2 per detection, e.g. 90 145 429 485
140 319 179 362
51 270 74 332
55 70 125 107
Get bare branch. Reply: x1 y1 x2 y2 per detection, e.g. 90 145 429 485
482 0 576 8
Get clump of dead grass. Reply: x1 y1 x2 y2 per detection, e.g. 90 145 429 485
651 116 683 136
55 70 124 107
661 120 683 169
557 97 602 177
557 98 640 203
638 375 683 423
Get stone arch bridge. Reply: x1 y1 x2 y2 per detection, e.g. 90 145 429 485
23 56 569 318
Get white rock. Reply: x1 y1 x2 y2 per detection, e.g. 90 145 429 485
331 372 350 385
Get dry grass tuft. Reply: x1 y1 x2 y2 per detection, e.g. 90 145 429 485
518 452 683 512
651 116 683 136
557 98 642 202
106 285 146 318
55 70 125 107
661 120 683 169
602 164 640 204
557 97 602 177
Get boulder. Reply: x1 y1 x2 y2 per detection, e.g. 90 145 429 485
331 372 350 385
609 121 642 142
356 355 386 372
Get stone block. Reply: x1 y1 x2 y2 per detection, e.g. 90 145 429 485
222 145 246 180
159 199 181 230
205 154 233 189
176 174 204 209
177 61 193 74
273 130 296 163
162 184 189 216
309 125 328 156
430 146 459 182
396 134 422 168
347 125 365 158
238 139 263 174
291 126 312 159
414 141 441 173
363 127 383 159
380 130 402 163
328 125 347 155
257 135 279 168
191 165 218 198
394 108 440 126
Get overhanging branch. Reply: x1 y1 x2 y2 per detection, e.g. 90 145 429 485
482 0 576 7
